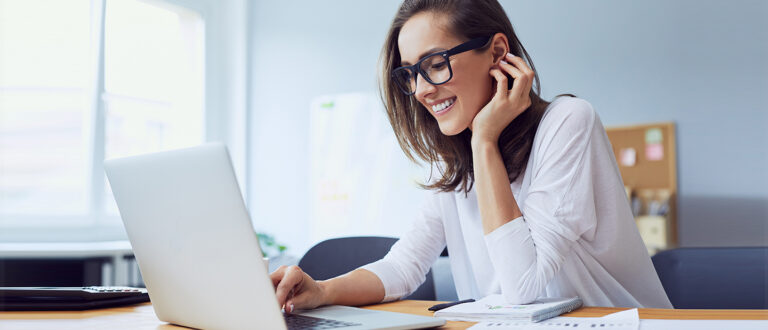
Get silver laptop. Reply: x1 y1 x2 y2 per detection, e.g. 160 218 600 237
104 143 445 330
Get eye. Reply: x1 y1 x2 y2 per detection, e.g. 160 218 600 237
395 69 411 79
430 61 447 70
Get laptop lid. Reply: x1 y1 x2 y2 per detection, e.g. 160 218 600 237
105 143 445 330
105 143 286 329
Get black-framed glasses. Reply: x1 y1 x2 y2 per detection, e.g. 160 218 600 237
391 35 491 95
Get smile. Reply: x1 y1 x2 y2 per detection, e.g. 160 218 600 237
432 97 456 116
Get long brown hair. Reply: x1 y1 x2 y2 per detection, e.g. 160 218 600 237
380 0 552 194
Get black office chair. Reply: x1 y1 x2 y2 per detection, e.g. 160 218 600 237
298 236 436 300
651 247 768 309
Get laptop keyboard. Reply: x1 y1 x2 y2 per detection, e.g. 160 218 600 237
284 313 362 329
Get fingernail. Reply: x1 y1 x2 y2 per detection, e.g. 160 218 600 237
506 53 515 58
290 304 295 313
500 60 509 65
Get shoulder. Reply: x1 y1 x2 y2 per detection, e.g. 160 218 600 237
530 96 598 158
538 96 597 134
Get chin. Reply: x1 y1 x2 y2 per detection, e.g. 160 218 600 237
437 121 468 136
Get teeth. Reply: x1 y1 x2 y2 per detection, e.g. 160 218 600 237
431 98 455 112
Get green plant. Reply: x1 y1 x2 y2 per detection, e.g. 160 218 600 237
256 232 287 257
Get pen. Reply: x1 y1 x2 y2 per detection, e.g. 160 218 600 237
428 298 476 312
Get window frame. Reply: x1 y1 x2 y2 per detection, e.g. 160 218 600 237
0 0 249 242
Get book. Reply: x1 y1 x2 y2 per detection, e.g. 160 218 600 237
434 295 583 323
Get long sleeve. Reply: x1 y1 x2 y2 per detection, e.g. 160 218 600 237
483 98 600 304
359 191 446 301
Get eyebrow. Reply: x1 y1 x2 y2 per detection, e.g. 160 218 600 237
401 47 447 66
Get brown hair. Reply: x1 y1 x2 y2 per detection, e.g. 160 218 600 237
380 0 554 194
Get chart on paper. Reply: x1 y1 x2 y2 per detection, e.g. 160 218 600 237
469 309 639 330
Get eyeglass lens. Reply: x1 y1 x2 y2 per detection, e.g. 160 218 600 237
395 53 451 94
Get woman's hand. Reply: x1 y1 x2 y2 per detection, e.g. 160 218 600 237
470 53 535 145
270 265 329 314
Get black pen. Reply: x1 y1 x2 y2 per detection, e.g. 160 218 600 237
428 298 476 312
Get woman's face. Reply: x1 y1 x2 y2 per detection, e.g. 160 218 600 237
398 12 494 136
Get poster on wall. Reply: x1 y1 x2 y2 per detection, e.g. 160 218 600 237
309 93 430 244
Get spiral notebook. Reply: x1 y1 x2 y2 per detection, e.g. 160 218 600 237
434 295 582 323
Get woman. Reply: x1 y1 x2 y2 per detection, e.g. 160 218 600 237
271 0 672 311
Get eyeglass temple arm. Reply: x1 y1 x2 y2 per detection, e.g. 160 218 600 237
447 36 493 56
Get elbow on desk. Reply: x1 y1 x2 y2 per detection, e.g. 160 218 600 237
500 289 538 305
497 273 542 305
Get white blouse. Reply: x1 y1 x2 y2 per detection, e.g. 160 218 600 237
361 96 672 308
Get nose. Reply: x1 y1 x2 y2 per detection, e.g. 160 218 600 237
414 73 437 100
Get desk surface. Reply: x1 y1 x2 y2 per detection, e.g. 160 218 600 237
1 301 767 329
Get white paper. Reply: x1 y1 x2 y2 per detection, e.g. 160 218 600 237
469 308 768 330
640 319 768 330
469 308 639 330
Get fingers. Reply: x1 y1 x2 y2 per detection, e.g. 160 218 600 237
285 287 308 314
498 58 524 79
284 288 295 313
497 60 523 97
488 68 509 97
270 265 287 287
274 266 304 309
505 53 535 99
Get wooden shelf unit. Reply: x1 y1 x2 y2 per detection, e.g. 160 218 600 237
605 122 678 251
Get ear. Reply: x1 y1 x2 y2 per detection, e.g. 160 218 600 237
489 32 510 65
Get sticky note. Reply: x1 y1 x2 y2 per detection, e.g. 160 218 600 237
645 128 663 144
645 143 664 161
620 148 636 167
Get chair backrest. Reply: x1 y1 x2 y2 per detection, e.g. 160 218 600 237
651 247 768 309
298 236 436 300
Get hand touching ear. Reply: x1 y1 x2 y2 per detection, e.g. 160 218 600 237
470 53 534 145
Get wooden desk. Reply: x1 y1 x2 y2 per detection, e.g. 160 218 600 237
366 300 768 329
1 300 767 329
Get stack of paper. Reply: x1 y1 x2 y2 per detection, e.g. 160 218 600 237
434 295 582 322
469 308 639 330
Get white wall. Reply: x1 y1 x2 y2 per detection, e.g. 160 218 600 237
246 0 768 255
503 0 768 246
247 1 405 254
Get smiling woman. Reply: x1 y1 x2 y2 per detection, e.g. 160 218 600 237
269 0 673 311
380 1 551 193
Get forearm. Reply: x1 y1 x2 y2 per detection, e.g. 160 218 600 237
471 139 523 234
472 140 542 304
318 268 385 306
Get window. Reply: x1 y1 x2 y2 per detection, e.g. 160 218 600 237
102 0 205 215
0 0 92 217
0 0 206 230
